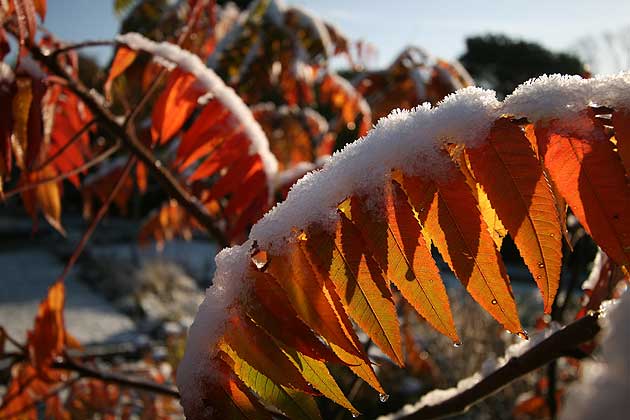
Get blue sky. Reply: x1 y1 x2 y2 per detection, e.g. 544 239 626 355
45 0 630 70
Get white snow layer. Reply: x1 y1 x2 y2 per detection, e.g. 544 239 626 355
176 241 254 416
175 71 630 408
116 32 279 189
560 291 630 420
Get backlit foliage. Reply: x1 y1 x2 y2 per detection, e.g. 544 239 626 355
1 0 628 419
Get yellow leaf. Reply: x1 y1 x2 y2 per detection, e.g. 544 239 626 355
340 183 459 343
266 245 365 359
221 349 322 420
304 215 404 366
284 348 359 416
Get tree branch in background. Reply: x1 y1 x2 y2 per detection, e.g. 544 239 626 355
53 358 180 398
57 156 135 282
3 142 120 199
31 119 96 172
124 0 208 128
13 29 230 248
390 313 601 420
49 40 115 58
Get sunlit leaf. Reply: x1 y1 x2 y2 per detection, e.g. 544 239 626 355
467 118 562 312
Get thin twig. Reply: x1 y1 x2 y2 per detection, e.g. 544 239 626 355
50 40 115 58
57 156 135 282
31 119 96 172
53 358 180 398
123 0 208 129
390 313 602 420
3 143 120 200
0 327 26 352
15 30 229 248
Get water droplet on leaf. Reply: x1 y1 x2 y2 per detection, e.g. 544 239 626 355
251 250 269 270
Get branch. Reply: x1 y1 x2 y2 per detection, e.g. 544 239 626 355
3 142 120 199
384 313 601 420
57 156 135 282
49 40 115 58
19 32 229 248
53 358 180 398
31 119 96 172
123 0 207 129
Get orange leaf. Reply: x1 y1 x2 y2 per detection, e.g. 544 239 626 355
401 167 523 334
11 76 33 169
151 69 203 145
283 348 359 416
220 350 321 420
28 281 66 372
304 215 404 366
20 168 64 234
266 245 364 359
537 124 630 266
457 152 507 248
175 99 231 168
223 314 314 393
210 357 273 420
104 47 137 101
340 184 459 342
13 0 37 47
320 274 385 394
33 0 46 20
248 269 344 364
467 118 562 312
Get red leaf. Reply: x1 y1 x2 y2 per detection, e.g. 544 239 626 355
24 75 45 170
248 269 345 364
27 281 66 373
104 47 138 101
33 0 46 20
13 0 37 48
223 314 315 393
400 168 523 334
151 69 203 145
537 124 630 266
0 28 10 60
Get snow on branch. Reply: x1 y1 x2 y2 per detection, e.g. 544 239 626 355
115 32 279 186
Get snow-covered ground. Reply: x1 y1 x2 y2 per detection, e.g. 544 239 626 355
0 249 136 345
0 214 217 346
